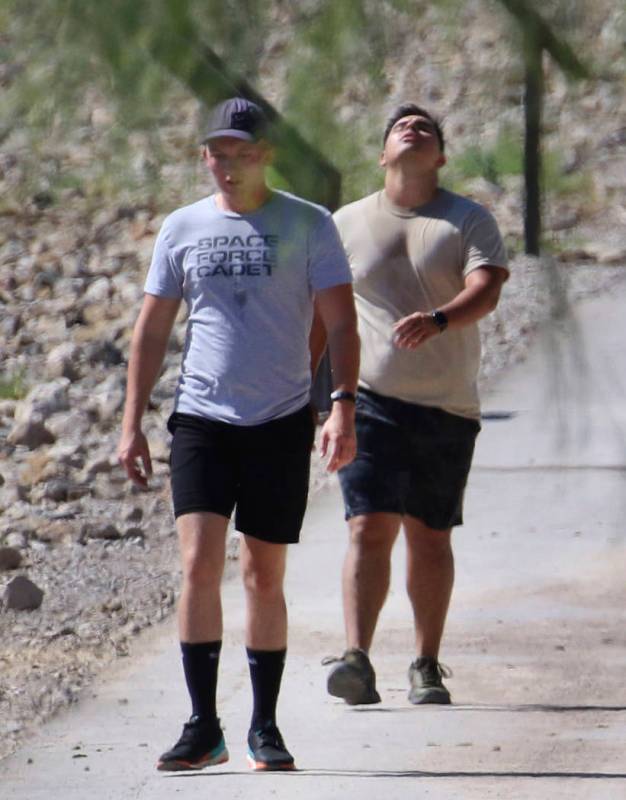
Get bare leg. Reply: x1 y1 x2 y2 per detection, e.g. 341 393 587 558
240 535 288 650
343 513 402 652
404 516 454 658
177 512 229 643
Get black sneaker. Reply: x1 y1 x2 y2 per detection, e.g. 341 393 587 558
408 657 452 705
323 648 381 705
247 722 295 771
157 715 228 771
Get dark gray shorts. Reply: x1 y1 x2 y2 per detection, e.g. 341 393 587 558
168 405 315 544
338 389 480 531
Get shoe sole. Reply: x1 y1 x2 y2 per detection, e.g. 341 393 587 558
157 745 229 772
327 669 381 706
408 688 451 705
247 753 296 771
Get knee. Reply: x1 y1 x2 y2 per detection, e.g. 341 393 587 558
242 563 284 602
348 516 395 555
182 552 221 590
411 530 453 563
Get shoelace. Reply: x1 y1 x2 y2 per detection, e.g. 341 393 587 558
254 724 285 750
414 659 453 681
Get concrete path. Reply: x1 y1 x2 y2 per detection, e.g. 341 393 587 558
2 281 626 799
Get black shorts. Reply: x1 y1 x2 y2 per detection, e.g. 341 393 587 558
338 388 480 531
168 405 315 544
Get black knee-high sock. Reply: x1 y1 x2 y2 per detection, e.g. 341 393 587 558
180 640 222 721
246 647 287 731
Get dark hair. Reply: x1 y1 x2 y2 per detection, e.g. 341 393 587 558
382 103 445 152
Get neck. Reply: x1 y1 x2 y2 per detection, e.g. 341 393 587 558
216 184 271 214
384 168 439 209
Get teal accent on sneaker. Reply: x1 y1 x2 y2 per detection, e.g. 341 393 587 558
157 715 229 771
247 723 295 771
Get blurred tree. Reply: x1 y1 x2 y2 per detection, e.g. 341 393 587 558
0 0 591 227
496 0 589 254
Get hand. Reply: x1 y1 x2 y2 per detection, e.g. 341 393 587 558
117 429 153 488
393 312 440 350
319 404 357 472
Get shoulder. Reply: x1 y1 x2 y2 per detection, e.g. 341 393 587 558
270 189 333 226
437 189 499 226
159 197 214 239
334 192 379 227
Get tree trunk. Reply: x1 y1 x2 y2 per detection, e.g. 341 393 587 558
523 41 543 255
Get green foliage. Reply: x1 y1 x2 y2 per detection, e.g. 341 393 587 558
0 371 27 400
0 0 605 216
446 129 524 186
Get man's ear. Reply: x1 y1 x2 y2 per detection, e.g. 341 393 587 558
379 150 387 168
436 153 447 168
260 141 275 166
201 145 210 164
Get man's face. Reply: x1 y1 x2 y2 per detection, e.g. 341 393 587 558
380 114 446 171
203 137 270 195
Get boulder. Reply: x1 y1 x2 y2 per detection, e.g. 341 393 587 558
46 342 82 382
0 547 22 570
3 575 44 610
14 379 70 424
7 419 56 449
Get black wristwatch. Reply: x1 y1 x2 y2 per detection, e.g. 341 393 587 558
330 390 356 404
430 309 448 333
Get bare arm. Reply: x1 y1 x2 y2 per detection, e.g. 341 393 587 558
117 293 181 486
309 298 328 382
314 283 360 472
393 266 508 350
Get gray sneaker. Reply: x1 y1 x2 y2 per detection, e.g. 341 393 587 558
408 657 452 705
323 648 381 705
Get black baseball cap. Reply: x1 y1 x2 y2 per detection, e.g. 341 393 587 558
203 98 268 143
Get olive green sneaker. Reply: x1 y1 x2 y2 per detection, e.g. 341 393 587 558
408 657 452 705
323 648 381 705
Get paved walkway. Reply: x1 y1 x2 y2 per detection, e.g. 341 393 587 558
2 281 625 799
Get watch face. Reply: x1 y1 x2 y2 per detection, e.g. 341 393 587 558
432 310 448 330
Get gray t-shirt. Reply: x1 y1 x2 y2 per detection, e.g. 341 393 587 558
334 189 508 420
145 190 352 425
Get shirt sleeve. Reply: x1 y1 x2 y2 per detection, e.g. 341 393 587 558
143 220 185 298
462 207 509 278
308 213 353 291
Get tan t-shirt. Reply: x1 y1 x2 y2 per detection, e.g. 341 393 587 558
334 189 508 420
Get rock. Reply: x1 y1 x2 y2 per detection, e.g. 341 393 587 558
80 522 122 541
123 506 143 523
46 343 82 382
83 341 124 367
4 532 28 549
81 455 115 481
14 379 71 424
91 374 126 422
36 519 81 545
3 575 44 610
0 547 22 570
7 419 56 449
83 277 111 304
30 480 70 504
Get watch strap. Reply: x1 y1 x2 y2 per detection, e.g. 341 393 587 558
330 390 356 403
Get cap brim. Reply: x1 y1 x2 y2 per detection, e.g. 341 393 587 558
203 129 256 143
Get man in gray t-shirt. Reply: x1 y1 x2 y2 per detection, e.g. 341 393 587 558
118 98 359 772
324 103 508 709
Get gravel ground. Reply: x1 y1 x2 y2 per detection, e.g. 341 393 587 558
0 255 625 762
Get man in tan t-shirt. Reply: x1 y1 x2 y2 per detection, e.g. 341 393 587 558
324 103 509 706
